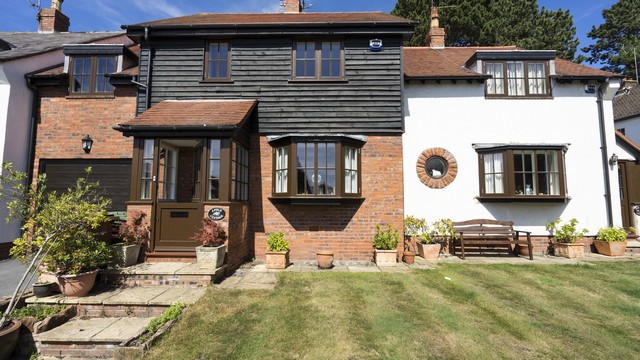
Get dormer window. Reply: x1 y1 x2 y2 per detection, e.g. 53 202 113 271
70 56 116 94
485 61 549 97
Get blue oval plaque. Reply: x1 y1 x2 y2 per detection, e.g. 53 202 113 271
208 208 226 221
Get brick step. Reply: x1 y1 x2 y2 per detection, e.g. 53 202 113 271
37 317 151 359
99 261 225 287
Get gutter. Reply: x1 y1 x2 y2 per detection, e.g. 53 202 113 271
597 79 614 227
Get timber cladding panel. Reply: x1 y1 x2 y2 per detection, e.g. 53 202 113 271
136 36 403 133
249 134 404 262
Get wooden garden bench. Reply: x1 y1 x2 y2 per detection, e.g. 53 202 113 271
451 219 533 260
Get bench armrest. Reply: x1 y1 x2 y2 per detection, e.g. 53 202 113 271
515 230 531 236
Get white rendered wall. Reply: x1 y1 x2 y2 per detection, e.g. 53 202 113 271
403 80 622 235
615 116 640 145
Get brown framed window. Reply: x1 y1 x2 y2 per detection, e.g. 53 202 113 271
477 146 566 200
231 142 249 201
70 56 116 94
293 40 343 80
140 139 154 200
272 141 361 198
205 42 230 80
484 61 549 97
208 139 222 200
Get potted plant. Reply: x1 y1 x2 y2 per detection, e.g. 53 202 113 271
546 218 587 259
372 224 400 266
115 210 149 267
406 217 454 260
191 218 227 267
316 251 334 269
265 231 290 269
32 280 53 298
593 226 634 256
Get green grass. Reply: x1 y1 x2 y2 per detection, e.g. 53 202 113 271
143 262 640 360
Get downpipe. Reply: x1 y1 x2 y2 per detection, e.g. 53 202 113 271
597 79 614 227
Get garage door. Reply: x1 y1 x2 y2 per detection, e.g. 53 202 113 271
39 159 132 211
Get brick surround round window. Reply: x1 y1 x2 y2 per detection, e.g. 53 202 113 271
416 148 457 189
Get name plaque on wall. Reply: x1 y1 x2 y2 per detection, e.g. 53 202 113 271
208 208 226 221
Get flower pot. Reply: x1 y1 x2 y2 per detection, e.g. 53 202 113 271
402 251 416 264
593 240 627 256
416 243 441 260
374 249 397 267
316 251 334 269
516 244 531 257
33 282 53 298
195 244 226 268
0 319 21 360
111 243 142 267
553 242 585 259
57 269 99 297
266 250 290 269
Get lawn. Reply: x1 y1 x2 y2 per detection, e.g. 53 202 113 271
143 261 640 360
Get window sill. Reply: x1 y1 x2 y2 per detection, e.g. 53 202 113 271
199 79 234 84
288 79 348 84
269 196 364 205
477 196 570 203
66 93 115 99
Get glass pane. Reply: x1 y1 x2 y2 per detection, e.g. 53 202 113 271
318 169 327 195
327 170 336 195
209 44 219 60
209 179 219 199
209 160 220 178
209 139 221 158
321 61 330 77
141 180 151 200
209 64 218 78
549 173 559 195
494 153 503 172
321 42 331 58
514 153 523 172
219 61 228 78
484 154 493 173
296 143 305 168
306 143 314 167
538 173 548 195
318 143 327 167
305 169 314 194
328 144 336 168
525 173 535 195
485 174 495 194
524 152 533 171
305 60 315 77
143 139 154 157
296 60 306 77
495 173 504 193
331 60 340 77
219 43 228 57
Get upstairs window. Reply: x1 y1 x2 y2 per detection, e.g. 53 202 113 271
70 56 116 94
485 61 549 97
293 41 343 80
205 42 230 80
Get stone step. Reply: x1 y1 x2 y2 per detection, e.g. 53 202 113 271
99 262 225 287
37 316 152 359
626 240 640 254
26 285 206 317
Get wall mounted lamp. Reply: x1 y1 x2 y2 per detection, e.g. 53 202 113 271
609 153 618 166
82 134 93 153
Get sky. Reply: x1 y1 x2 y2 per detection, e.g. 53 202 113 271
0 0 619 59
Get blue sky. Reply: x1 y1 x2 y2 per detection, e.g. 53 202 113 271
0 0 618 57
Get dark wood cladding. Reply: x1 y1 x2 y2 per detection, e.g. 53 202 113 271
136 36 403 134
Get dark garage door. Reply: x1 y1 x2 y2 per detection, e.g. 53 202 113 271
40 159 132 211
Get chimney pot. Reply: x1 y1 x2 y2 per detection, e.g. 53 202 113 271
428 7 445 49
51 0 63 11
284 0 302 13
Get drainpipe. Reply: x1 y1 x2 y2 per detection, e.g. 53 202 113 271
144 26 152 112
25 75 40 185
597 78 614 227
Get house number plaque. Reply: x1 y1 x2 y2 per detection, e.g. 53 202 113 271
634 206 640 217
208 208 226 221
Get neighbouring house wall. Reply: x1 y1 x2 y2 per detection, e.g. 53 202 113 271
250 134 404 262
615 116 640 145
403 80 622 236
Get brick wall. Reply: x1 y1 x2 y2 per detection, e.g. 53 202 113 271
32 86 136 179
250 134 404 262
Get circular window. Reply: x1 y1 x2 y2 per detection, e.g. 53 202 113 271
416 148 457 189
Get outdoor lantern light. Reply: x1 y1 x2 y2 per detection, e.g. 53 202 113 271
609 153 618 166
82 134 93 153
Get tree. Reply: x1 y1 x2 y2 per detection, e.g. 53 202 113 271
391 0 579 60
582 0 640 78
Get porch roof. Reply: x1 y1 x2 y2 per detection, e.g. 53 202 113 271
117 99 258 130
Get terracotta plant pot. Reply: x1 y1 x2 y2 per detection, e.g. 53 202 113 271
111 243 142 267
316 251 334 269
266 250 290 269
0 319 21 360
195 244 226 268
516 244 531 257
57 269 99 297
593 240 627 256
374 249 397 267
553 242 585 259
402 251 416 264
33 282 53 298
416 243 441 260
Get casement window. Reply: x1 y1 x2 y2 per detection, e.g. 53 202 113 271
293 41 343 80
477 146 567 201
205 42 230 80
208 139 222 200
70 56 116 94
140 139 154 200
272 140 361 199
485 61 549 97
232 142 249 201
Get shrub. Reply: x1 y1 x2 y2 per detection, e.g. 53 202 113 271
596 226 634 242
546 218 587 244
372 224 400 250
404 216 428 239
266 231 289 252
12 305 65 321
146 302 187 335
190 218 227 247
117 211 150 245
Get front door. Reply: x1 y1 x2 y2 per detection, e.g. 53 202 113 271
152 139 204 251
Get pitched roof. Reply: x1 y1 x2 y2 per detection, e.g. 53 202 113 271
0 32 124 62
616 130 640 160
614 84 640 121
128 12 414 28
118 100 258 128
403 46 621 80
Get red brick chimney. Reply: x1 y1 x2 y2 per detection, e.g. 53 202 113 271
428 7 445 48
284 0 301 13
38 0 70 33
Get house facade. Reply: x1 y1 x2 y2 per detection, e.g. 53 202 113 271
0 1 133 258
112 0 416 266
402 10 624 252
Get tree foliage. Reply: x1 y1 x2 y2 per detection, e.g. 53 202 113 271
391 0 579 59
582 0 640 77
